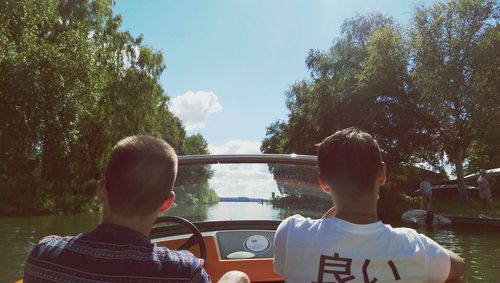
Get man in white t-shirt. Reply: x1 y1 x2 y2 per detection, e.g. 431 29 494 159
273 127 464 282
420 179 433 212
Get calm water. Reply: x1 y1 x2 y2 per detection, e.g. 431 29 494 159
1 202 499 282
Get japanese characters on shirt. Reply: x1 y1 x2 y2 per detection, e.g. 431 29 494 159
313 253 401 283
273 215 451 283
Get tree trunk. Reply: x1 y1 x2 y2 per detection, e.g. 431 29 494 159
455 147 469 202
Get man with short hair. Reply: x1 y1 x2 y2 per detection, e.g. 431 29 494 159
273 127 465 282
23 136 209 282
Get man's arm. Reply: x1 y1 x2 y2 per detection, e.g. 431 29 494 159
421 234 464 282
446 250 465 281
186 253 210 283
273 216 296 275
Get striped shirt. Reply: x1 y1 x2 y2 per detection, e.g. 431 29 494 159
23 223 210 283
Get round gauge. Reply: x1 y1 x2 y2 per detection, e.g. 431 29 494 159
244 235 270 253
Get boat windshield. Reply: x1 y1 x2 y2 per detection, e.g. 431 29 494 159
161 157 329 222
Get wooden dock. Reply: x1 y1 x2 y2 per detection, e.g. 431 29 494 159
443 214 500 228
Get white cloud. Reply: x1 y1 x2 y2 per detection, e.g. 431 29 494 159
208 139 261 154
206 140 275 199
209 163 279 199
171 91 222 130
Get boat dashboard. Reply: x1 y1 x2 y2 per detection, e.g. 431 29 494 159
151 220 283 282
215 230 275 259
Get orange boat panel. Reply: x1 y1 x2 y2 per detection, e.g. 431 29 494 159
157 236 284 282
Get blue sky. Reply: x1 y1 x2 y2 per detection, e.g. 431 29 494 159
114 0 431 154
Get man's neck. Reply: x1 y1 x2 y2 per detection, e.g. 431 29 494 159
101 210 157 237
332 194 379 224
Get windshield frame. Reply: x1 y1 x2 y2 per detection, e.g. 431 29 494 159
178 153 317 166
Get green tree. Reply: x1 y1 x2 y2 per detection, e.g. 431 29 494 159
176 134 218 205
410 0 499 200
465 130 500 174
0 0 209 214
181 134 209 155
262 13 434 171
262 14 433 217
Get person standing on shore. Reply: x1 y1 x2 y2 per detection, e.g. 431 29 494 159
477 169 496 217
420 178 433 212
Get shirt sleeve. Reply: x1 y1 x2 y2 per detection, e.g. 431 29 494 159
196 267 210 283
273 216 297 276
191 257 211 283
420 234 451 282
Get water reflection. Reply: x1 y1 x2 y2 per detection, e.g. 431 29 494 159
162 202 324 222
417 225 500 282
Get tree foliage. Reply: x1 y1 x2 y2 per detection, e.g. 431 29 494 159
0 0 212 214
262 0 499 198
262 13 434 170
410 0 499 199
176 134 219 206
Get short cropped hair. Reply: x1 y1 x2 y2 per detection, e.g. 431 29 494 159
317 127 382 197
104 135 178 216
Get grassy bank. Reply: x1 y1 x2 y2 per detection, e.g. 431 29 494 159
432 198 500 217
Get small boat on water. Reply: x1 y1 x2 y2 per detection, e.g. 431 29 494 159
401 209 451 228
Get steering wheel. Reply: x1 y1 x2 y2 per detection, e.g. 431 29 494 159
152 216 207 261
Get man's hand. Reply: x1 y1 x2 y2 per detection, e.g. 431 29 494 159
218 271 250 283
322 206 336 219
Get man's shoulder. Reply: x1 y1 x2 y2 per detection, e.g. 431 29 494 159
284 214 318 224
38 234 76 244
385 226 421 239
25 234 209 282
278 214 318 231
30 234 77 255
36 234 71 241
384 225 444 251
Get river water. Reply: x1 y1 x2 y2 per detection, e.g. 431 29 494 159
1 202 499 282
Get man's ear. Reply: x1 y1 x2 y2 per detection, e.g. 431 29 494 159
318 175 331 193
97 179 107 202
159 191 175 212
378 162 387 186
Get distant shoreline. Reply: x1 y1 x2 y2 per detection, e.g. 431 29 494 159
218 197 270 203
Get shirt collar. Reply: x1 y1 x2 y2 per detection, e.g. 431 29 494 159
325 217 385 234
88 223 153 247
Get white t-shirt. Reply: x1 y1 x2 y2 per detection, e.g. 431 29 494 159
420 181 432 195
274 215 450 283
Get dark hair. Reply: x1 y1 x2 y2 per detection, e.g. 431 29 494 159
317 127 382 197
104 135 178 216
